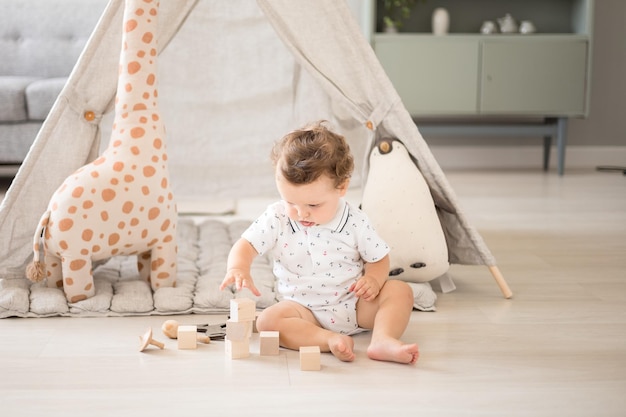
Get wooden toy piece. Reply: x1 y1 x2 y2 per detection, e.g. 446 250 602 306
230 298 256 322
226 319 252 342
177 325 197 350
161 319 179 339
225 338 250 359
162 319 210 344
259 331 280 356
139 328 165 352
299 346 321 371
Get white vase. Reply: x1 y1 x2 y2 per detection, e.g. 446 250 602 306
432 8 449 35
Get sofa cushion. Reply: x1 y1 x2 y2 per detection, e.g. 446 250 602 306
0 76 41 122
25 77 67 120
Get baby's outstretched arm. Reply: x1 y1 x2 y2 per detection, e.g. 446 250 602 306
220 238 261 296
350 254 390 302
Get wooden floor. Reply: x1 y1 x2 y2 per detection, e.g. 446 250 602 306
1 169 625 417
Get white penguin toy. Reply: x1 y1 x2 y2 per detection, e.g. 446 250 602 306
361 138 449 283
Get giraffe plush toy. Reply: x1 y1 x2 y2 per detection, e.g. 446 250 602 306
26 0 177 303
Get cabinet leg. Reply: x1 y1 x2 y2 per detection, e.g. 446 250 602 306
543 135 552 171
556 117 568 176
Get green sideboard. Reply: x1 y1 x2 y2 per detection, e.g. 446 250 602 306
371 0 594 174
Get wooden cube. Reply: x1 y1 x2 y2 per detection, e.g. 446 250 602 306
226 319 252 341
225 338 250 359
177 325 197 350
230 298 256 322
299 346 321 371
259 331 280 356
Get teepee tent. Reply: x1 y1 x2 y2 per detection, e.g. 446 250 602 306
0 0 511 299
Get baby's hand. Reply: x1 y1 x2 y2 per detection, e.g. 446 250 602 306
220 268 261 296
349 275 381 302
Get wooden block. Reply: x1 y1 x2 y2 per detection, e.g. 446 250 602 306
226 319 252 341
299 346 321 371
259 331 279 356
225 338 250 359
177 325 197 350
230 298 256 322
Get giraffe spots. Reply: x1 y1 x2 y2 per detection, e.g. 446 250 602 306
140 116 148 124
70 259 87 271
125 83 132 93
65 277 74 286
118 221 126 229
148 238 159 246
143 166 156 177
161 178 168 188
82 229 93 242
125 19 138 32
148 207 160 220
101 211 109 221
71 294 87 303
113 161 125 172
102 188 116 202
142 186 150 195
160 219 170 232
91 171 99 178
158 196 164 203
68 206 77 214
151 258 165 270
151 156 159 163
131 218 139 226
147 73 155 86
163 235 173 243
111 178 119 186
131 127 145 138
112 140 122 147
131 146 140 155
108 233 120 246
83 200 94 209
81 248 89 255
157 272 170 279
152 113 159 121
137 50 146 58
128 61 141 75
124 174 135 183
59 218 74 232
153 138 162 149
141 229 149 239
92 245 101 253
94 157 106 165
122 201 134 214
72 186 84 198
84 283 93 292
133 103 147 111
142 32 154 44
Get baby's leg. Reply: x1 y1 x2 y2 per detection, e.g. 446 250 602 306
357 280 419 364
256 300 356 362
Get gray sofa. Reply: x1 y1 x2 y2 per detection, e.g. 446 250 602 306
0 0 107 165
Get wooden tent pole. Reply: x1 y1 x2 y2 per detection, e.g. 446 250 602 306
488 266 513 299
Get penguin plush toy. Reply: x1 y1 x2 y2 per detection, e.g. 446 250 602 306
361 138 449 283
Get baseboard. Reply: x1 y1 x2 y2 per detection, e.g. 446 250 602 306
429 146 626 171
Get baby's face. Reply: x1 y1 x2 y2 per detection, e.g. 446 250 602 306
275 171 347 227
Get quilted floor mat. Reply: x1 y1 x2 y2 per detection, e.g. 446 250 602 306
0 218 436 318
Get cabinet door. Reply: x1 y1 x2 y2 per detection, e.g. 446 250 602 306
374 36 480 115
480 39 588 115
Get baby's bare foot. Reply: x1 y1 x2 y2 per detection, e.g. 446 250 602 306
328 334 355 362
367 337 419 364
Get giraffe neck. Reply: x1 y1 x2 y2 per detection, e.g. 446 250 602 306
108 0 163 156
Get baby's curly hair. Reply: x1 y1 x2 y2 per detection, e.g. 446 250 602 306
271 120 354 188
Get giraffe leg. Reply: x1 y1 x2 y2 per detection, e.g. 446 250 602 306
148 243 177 291
137 251 151 284
44 253 63 290
60 255 96 303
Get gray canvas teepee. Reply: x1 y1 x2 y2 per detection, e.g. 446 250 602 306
0 0 511 298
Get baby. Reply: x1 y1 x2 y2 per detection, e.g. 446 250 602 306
220 121 418 364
